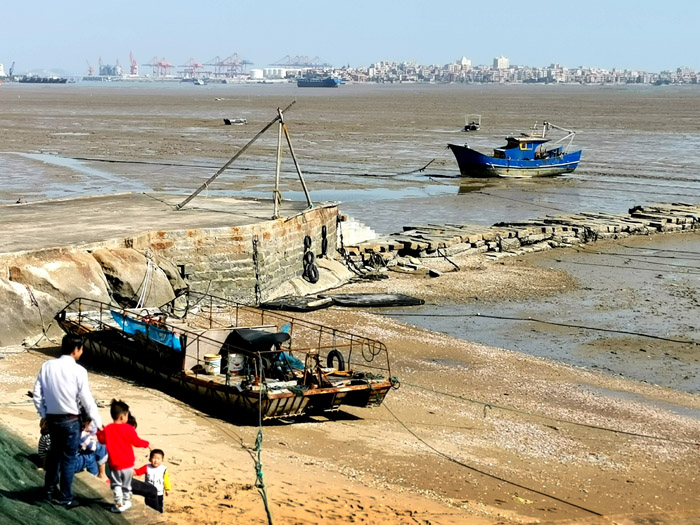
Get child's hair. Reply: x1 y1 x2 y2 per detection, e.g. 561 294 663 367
110 399 130 421
127 413 137 428
79 407 91 428
150 448 165 460
39 418 49 435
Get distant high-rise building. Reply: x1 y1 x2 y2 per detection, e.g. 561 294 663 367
493 56 509 70
459 57 472 71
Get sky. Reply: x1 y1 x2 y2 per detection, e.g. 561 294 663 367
2 0 700 75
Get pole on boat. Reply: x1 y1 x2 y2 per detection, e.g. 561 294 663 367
273 110 284 219
278 108 312 208
175 101 297 211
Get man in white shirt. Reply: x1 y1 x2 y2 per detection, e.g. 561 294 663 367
33 334 103 508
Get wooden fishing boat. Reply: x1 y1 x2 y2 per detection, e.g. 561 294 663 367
448 121 582 178
55 291 396 421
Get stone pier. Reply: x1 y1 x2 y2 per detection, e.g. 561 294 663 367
0 193 339 345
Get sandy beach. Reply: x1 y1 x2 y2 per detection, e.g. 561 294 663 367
2 249 699 523
1 83 699 523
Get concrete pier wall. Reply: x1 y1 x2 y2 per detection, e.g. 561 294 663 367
0 201 339 346
128 203 338 302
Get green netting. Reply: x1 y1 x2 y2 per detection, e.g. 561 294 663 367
0 425 128 524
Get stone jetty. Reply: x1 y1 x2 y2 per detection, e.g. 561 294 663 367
0 193 340 346
342 203 700 262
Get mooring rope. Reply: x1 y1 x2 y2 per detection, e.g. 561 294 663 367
382 402 604 517
255 354 274 525
400 381 699 447
383 312 700 346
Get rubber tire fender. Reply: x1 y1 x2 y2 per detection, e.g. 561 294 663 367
303 250 315 266
304 235 312 250
303 263 319 283
326 349 345 371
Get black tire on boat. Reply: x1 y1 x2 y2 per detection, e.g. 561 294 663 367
304 235 312 250
327 349 345 371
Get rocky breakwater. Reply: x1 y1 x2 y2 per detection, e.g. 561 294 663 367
0 248 186 346
343 202 700 264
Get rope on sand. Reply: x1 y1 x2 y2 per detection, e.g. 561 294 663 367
255 355 274 525
382 402 605 517
383 312 700 346
401 381 699 447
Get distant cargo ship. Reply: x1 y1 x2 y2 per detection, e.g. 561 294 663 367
18 75 67 84
297 76 342 88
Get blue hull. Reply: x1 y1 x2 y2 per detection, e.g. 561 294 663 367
297 77 341 88
448 143 582 178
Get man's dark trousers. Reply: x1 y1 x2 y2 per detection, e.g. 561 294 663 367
44 414 80 503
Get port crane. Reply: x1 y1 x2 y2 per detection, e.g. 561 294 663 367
272 55 331 68
204 53 252 78
143 57 173 77
178 58 204 79
129 52 138 76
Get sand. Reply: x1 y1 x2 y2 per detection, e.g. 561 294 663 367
1 255 699 523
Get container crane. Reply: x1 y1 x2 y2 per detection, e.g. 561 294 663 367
204 53 252 78
86 60 94 76
178 58 204 79
129 52 138 76
142 57 173 77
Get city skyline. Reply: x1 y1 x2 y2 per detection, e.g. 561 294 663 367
2 0 699 75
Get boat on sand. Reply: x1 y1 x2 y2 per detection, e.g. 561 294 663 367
448 121 582 178
55 291 396 421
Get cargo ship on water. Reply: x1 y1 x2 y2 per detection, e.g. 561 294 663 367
18 75 67 84
296 76 342 88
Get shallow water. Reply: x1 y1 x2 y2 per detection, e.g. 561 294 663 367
2 82 700 393
389 234 700 394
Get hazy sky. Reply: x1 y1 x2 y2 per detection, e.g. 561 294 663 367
3 0 699 75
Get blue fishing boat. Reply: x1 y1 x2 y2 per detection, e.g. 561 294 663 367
448 122 582 178
297 76 342 88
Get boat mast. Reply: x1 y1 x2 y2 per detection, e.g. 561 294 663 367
176 101 296 211
543 121 576 152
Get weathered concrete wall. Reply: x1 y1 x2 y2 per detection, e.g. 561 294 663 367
0 204 339 346
128 203 338 302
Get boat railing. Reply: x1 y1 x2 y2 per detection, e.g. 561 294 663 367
56 295 391 380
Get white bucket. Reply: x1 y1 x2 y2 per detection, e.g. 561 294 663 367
203 354 221 375
227 353 244 376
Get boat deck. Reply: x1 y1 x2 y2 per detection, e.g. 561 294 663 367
0 193 312 255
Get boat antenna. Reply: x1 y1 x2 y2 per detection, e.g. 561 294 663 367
175 100 297 211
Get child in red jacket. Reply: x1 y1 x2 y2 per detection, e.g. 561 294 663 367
97 399 150 513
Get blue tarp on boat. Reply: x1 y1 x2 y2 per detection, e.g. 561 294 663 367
111 311 182 352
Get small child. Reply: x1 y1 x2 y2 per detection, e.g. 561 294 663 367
37 418 51 468
135 449 171 513
97 399 150 513
76 415 110 483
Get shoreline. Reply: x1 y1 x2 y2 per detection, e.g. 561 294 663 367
2 250 699 523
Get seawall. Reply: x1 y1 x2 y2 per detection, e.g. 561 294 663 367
0 194 339 345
